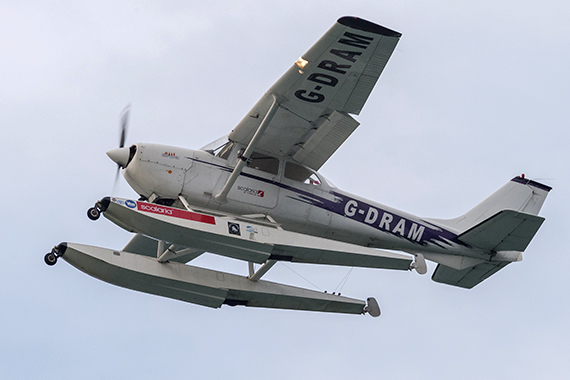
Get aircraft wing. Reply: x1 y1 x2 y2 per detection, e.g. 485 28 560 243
228 16 401 170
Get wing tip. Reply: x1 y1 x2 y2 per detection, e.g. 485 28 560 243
337 16 402 38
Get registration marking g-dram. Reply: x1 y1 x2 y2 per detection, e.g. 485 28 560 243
136 202 216 225
342 199 426 243
294 31 375 104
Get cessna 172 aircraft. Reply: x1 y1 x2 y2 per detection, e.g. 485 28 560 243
46 16 551 317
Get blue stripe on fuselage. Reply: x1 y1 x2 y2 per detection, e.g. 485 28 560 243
188 156 463 247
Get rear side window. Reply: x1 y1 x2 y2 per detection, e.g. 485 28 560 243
284 162 320 185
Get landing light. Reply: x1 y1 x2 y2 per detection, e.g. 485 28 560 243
295 57 309 73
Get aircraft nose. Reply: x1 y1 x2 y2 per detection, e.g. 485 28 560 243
106 147 130 167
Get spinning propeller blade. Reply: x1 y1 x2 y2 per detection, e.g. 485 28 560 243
110 104 131 188
119 104 130 148
114 165 121 187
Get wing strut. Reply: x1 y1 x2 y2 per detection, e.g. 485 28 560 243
248 260 277 282
214 94 279 203
178 195 194 211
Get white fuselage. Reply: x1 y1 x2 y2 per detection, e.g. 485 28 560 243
121 142 481 260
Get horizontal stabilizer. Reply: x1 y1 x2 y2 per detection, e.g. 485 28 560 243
432 261 509 289
458 210 545 251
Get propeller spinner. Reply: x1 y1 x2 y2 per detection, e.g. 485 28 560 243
107 147 130 167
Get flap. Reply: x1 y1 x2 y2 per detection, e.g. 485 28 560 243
292 111 360 170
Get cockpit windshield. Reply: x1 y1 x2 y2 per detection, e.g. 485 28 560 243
216 141 234 159
200 135 229 154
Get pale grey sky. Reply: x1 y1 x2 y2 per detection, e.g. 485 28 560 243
1 1 569 379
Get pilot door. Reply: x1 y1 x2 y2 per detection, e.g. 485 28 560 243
214 146 280 209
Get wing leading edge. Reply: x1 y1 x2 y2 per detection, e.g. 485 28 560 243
229 16 401 170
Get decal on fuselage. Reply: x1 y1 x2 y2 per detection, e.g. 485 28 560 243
188 156 461 248
111 197 125 206
326 194 465 249
162 152 179 159
342 199 425 242
136 201 216 225
246 225 258 234
228 222 241 235
294 31 374 104
237 185 265 198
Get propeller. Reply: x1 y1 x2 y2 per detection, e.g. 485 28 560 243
107 104 131 188
119 104 129 149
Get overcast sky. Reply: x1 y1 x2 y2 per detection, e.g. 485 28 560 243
1 1 569 379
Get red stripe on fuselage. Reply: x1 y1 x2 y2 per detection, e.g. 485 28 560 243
136 202 216 225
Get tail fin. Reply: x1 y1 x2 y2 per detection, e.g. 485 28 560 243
428 176 551 289
436 176 551 233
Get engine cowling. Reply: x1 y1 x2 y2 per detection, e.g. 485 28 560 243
110 143 195 199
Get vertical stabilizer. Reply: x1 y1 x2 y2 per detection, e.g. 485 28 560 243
434 176 551 233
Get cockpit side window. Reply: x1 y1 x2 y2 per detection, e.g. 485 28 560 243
284 162 320 186
239 149 279 175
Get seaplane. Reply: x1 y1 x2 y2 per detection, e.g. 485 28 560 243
45 16 551 317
